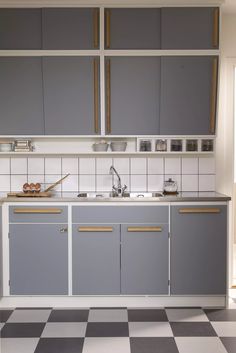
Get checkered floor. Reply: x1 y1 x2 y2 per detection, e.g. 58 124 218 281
0 308 236 353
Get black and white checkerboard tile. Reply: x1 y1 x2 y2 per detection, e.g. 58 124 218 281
0 308 236 353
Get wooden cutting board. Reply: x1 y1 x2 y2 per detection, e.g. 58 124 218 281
8 192 52 198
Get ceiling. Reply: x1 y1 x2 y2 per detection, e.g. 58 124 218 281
0 0 235 14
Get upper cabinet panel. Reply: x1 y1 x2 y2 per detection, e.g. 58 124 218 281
105 8 161 49
42 8 99 49
161 7 219 49
0 9 42 49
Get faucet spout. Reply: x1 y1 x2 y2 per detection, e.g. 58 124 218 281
110 165 121 188
109 165 127 197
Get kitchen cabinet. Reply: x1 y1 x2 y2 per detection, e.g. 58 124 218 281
160 56 218 135
121 224 169 294
9 206 68 295
0 57 44 135
0 9 42 49
42 8 99 49
161 7 219 49
105 57 161 135
104 8 161 49
43 57 100 135
0 206 2 298
170 205 227 295
72 224 120 294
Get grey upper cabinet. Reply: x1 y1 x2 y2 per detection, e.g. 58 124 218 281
0 9 42 49
43 57 100 135
105 57 161 135
121 224 169 295
0 207 2 298
161 7 219 49
9 223 68 295
105 8 161 49
160 56 218 135
0 57 44 135
42 8 99 49
171 205 227 295
72 224 120 295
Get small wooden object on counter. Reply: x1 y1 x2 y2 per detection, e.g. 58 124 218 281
44 173 70 192
14 192 52 198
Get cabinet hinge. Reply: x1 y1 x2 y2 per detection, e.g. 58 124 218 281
168 232 171 238
8 232 10 239
8 280 10 286
168 279 170 286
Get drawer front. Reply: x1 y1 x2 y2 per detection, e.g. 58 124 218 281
72 206 168 224
9 206 68 223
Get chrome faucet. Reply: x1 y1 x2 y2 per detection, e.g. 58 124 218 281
109 165 127 197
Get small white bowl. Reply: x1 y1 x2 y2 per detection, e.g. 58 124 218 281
92 143 109 152
0 143 13 152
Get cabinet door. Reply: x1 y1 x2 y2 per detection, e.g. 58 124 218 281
161 7 219 49
0 57 44 135
0 207 2 298
171 206 227 295
42 8 99 49
43 57 100 135
0 9 42 49
121 224 169 294
160 56 218 135
105 8 161 49
72 224 120 294
9 224 68 295
105 57 160 135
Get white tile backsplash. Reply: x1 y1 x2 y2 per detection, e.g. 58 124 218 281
96 158 112 175
131 158 147 174
11 158 27 174
62 158 78 175
0 156 216 194
182 158 198 175
45 158 62 175
79 158 95 175
0 158 10 174
147 158 164 175
131 175 147 192
28 158 44 175
165 158 181 175
148 175 164 192
199 157 215 174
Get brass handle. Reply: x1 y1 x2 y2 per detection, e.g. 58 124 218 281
179 208 221 214
212 8 219 48
105 9 111 48
105 59 111 134
93 58 99 134
210 57 218 134
127 227 162 232
13 208 62 214
60 227 68 233
93 8 99 49
78 226 113 232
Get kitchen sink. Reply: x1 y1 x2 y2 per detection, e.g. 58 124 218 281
77 192 164 199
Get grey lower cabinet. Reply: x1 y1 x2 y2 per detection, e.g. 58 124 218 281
161 7 219 49
121 224 169 295
0 9 42 49
105 57 161 135
160 56 218 135
72 224 120 295
43 57 100 135
170 205 227 295
0 206 2 298
42 8 99 49
105 8 161 49
0 57 44 135
9 224 68 295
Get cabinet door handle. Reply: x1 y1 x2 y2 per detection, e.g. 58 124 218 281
13 208 62 214
93 8 99 49
105 9 111 48
179 208 221 214
105 59 111 134
59 227 68 233
78 226 113 232
127 227 162 232
210 57 218 134
93 58 99 134
212 8 219 48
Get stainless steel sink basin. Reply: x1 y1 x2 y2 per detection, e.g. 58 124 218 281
77 192 163 199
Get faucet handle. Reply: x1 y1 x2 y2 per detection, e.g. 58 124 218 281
122 184 127 192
